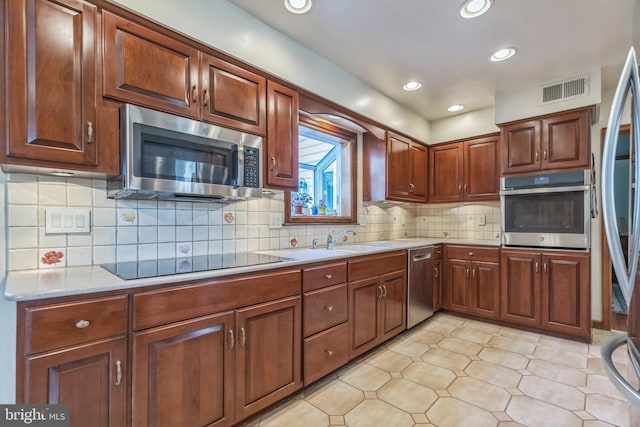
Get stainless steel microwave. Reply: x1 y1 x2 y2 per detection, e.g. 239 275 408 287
500 170 591 249
108 104 263 201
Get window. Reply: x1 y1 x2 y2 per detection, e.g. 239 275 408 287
284 113 357 224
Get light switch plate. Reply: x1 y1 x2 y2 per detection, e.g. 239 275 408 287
477 215 486 226
269 212 283 229
46 208 91 234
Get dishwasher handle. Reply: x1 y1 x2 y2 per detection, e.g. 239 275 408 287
412 253 432 262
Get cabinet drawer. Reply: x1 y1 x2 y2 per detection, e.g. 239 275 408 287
446 245 498 262
433 245 443 260
25 295 128 355
304 323 349 385
348 251 406 282
303 284 348 337
303 262 347 292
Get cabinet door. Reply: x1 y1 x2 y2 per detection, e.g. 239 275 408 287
500 120 541 174
387 132 412 200
380 270 407 341
447 259 470 313
201 55 266 135
266 81 299 190
433 260 443 311
464 134 499 201
103 11 201 117
541 109 590 170
132 312 235 427
470 261 500 320
541 252 590 337
6 0 98 166
349 277 380 359
409 143 428 201
429 143 463 202
500 250 541 327
235 296 302 422
25 337 126 427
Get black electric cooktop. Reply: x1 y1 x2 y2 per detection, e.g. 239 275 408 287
101 253 290 280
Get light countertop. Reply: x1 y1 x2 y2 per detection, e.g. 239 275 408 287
3 238 499 301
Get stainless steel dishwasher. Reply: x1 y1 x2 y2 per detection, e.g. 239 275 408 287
407 246 435 328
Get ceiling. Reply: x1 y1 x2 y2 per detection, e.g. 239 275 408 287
227 0 632 121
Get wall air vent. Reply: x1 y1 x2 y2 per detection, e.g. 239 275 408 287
541 76 589 104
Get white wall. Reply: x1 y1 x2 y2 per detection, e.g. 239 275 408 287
110 0 431 143
429 106 499 144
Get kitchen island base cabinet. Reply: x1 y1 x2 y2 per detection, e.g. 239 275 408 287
501 249 590 339
348 252 407 360
25 337 127 427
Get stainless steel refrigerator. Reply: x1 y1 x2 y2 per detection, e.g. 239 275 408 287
601 1 640 423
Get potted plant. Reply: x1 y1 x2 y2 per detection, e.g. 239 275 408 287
292 192 312 214
317 199 327 215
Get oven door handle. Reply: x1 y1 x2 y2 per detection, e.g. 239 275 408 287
602 46 640 308
500 185 589 196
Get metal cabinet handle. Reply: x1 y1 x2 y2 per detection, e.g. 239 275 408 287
382 285 387 298
203 89 210 106
409 183 415 193
535 262 539 273
458 184 462 193
75 320 90 329
434 266 439 278
468 252 474 256
228 329 235 349
325 305 333 312
472 268 476 278
86 122 94 144
543 263 548 273
378 286 383 299
325 274 332 279
271 157 277 172
192 85 199 103
543 149 548 160
535 151 540 161
239 327 246 346
115 360 122 386
464 184 468 193
325 350 334 357
466 268 470 278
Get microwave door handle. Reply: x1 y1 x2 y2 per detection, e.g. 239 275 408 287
601 333 640 408
602 47 640 307
232 147 240 187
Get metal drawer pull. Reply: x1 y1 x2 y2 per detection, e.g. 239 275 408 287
115 360 122 386
239 327 246 346
228 329 235 349
468 252 474 256
325 274 332 279
87 122 94 144
325 305 333 312
325 350 334 357
75 320 90 329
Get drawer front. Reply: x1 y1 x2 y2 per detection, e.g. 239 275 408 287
303 262 347 292
134 269 301 330
304 323 349 385
348 251 406 282
303 284 348 337
25 295 128 355
433 245 443 260
446 245 498 262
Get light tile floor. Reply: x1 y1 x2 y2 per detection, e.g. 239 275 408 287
241 313 634 427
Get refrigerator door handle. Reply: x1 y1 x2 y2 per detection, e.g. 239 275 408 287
602 46 640 308
601 333 640 408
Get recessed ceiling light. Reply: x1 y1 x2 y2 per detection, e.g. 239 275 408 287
284 0 312 14
490 47 516 62
447 104 465 112
403 81 422 91
459 0 493 19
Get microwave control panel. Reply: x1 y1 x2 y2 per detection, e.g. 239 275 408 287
244 148 260 188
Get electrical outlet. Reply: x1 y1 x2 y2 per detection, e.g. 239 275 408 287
269 213 283 229
477 215 486 226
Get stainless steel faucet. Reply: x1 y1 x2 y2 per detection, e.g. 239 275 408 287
327 230 356 250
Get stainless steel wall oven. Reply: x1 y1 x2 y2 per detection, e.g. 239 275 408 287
501 170 591 249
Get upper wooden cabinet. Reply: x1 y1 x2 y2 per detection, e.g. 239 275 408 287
103 11 267 135
385 132 428 202
4 0 101 168
428 133 499 203
499 106 593 175
266 81 299 191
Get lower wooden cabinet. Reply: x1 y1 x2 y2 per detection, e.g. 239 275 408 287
348 252 407 359
24 337 127 427
445 246 500 320
501 249 590 338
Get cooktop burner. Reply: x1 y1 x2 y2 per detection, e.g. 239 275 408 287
101 253 289 280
